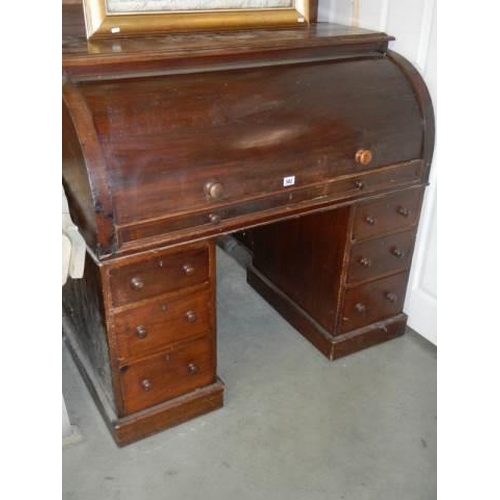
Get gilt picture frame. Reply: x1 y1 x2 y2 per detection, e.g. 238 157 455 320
82 0 313 39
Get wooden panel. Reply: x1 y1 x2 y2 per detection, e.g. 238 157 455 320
107 245 209 307
347 229 416 284
252 206 351 333
62 253 115 407
340 272 408 333
116 160 422 247
120 337 215 415
112 288 212 361
247 264 408 360
352 187 422 241
113 380 224 446
78 57 422 226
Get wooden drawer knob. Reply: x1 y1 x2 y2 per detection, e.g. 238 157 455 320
358 257 372 267
130 277 144 290
397 206 410 217
354 302 366 314
185 310 197 323
205 181 224 200
183 264 195 276
141 379 152 391
365 216 376 226
135 325 147 339
355 149 373 166
385 292 398 303
391 248 405 258
209 213 221 224
187 363 198 375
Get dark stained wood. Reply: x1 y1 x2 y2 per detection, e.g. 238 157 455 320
62 82 116 255
62 10 435 444
329 313 407 359
340 271 409 333
252 207 351 333
106 243 210 307
77 58 422 225
115 160 422 256
112 287 212 361
113 380 224 447
309 0 319 24
247 264 407 360
351 187 424 241
63 253 114 405
347 229 417 284
387 50 436 183
62 5 392 78
120 336 216 414
63 4 429 261
65 330 224 446
62 103 98 251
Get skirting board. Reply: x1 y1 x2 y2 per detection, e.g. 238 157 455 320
247 264 407 360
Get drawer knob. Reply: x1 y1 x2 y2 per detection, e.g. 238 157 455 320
358 257 372 267
397 206 410 217
365 216 376 226
391 247 405 258
130 277 144 290
385 292 398 303
354 180 365 190
183 264 195 276
135 325 147 339
209 213 221 224
355 149 373 166
187 363 198 375
185 310 197 323
141 379 152 391
205 181 224 200
354 302 366 314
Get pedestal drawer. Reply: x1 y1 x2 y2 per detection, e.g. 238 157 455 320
347 229 416 284
107 244 209 307
340 272 408 333
120 336 215 415
352 188 422 241
112 288 212 361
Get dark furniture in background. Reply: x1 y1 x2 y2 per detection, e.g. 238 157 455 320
62 4 434 446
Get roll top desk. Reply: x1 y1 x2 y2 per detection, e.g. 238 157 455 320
62 4 434 446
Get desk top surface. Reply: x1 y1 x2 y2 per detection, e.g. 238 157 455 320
62 5 392 77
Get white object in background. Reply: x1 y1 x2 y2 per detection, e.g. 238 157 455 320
62 186 86 285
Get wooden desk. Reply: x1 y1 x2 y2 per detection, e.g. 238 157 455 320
62 5 434 446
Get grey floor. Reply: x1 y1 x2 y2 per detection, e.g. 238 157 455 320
62 240 437 500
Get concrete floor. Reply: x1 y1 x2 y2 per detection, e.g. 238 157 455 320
62 240 437 500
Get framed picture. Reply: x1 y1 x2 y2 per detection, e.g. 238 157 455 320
82 0 313 39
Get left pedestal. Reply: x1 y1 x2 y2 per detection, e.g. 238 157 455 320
62 239 224 447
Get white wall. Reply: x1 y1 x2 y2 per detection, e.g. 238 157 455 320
318 0 437 344
62 395 73 439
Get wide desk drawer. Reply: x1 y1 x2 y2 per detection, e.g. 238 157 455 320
107 244 209 308
117 161 422 247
